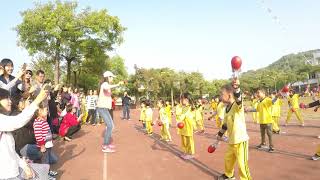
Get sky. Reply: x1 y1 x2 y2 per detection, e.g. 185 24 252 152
0 0 319 79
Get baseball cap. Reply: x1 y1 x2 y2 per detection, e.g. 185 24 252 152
103 71 116 78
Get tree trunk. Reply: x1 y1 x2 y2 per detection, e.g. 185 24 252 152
67 60 71 85
54 40 61 85
73 71 77 87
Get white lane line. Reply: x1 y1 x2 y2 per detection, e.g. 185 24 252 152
103 153 107 180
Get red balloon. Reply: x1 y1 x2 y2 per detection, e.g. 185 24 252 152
299 103 306 109
177 122 184 129
208 145 216 153
231 56 242 70
282 85 289 93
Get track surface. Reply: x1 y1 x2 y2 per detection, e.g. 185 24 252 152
53 108 320 180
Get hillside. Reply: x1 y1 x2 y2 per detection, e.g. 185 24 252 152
239 49 320 92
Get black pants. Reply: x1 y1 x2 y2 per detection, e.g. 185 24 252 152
66 125 81 138
87 109 96 124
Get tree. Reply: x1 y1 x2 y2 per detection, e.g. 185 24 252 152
16 0 125 84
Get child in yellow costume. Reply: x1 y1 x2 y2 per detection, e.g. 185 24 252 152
209 97 218 121
175 101 183 124
80 93 88 124
271 92 283 134
215 99 226 129
157 99 172 141
165 101 172 125
178 93 197 160
139 101 147 130
216 78 251 180
300 100 320 161
145 100 153 135
195 99 205 133
251 94 259 123
285 90 304 126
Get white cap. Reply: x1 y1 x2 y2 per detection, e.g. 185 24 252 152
103 71 116 78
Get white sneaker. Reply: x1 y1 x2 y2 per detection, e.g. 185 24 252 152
102 147 116 153
311 154 320 161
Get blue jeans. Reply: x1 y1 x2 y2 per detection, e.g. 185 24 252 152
43 148 58 165
20 144 42 161
97 108 114 145
122 105 130 119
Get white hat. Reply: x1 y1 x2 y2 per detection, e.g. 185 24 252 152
103 71 116 78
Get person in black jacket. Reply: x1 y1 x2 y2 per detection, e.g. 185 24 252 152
122 92 131 120
0 58 22 112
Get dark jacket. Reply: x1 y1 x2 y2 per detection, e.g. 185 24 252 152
122 95 131 106
0 75 22 111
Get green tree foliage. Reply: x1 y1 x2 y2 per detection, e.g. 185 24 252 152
16 0 125 84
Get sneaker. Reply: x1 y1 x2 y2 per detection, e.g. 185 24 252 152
268 147 275 153
128 119 131 121
102 147 116 153
48 170 58 176
64 137 72 142
256 144 266 149
183 155 194 160
218 174 236 180
301 123 305 127
48 176 56 180
311 154 320 161
108 144 116 149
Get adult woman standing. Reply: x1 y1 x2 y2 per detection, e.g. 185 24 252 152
96 71 123 153
0 86 50 179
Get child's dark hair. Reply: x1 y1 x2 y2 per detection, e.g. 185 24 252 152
158 99 165 105
272 91 277 95
221 84 234 94
257 88 266 94
1 58 13 68
145 100 151 107
181 92 195 110
33 103 46 119
66 104 74 113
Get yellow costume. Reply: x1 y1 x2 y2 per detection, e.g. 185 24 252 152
81 96 88 124
159 107 171 141
178 106 196 155
145 107 153 135
272 99 282 132
251 99 259 123
215 102 225 128
195 105 204 131
223 102 251 180
175 104 183 124
286 94 304 125
165 104 172 125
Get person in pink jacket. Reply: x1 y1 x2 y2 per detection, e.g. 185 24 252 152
59 104 83 141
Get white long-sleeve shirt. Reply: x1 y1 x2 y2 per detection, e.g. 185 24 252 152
0 104 38 179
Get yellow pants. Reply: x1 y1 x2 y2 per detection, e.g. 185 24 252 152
224 141 251 180
286 108 303 124
316 145 320 156
216 116 223 129
82 111 88 124
272 116 280 132
160 123 171 140
252 113 258 123
145 121 153 134
181 135 195 155
196 118 205 131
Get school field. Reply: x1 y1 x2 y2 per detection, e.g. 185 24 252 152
52 102 320 180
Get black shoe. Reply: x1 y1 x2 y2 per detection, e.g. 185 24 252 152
218 174 236 180
256 144 266 149
268 147 275 153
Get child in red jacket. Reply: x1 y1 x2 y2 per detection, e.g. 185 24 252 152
59 104 83 141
